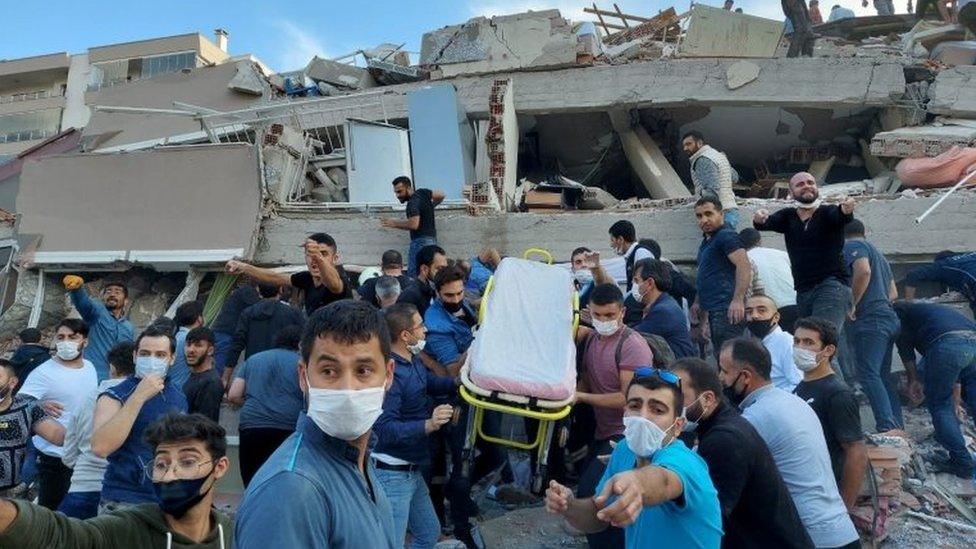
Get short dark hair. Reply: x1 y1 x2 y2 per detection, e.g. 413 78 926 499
417 245 446 269
793 317 838 349
136 324 176 354
433 265 466 291
628 373 683 417
843 219 865 238
307 232 337 250
671 358 723 400
722 337 772 380
392 176 412 188
175 301 203 328
682 130 705 142
144 413 227 460
300 300 391 364
149 316 176 336
638 239 662 260
274 324 303 350
18 328 41 344
739 228 761 249
589 283 624 307
0 358 16 377
107 341 136 377
186 326 215 346
381 249 403 267
103 278 128 297
609 220 636 242
571 246 592 260
694 196 723 212
257 283 280 299
633 258 672 293
385 302 419 338
56 318 89 338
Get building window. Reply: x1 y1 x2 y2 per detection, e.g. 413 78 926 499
90 52 199 90
141 52 198 79
0 109 61 144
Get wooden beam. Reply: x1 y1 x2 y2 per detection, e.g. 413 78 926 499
613 3 631 28
583 6 653 23
589 3 613 36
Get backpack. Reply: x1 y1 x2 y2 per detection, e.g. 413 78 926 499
584 326 676 370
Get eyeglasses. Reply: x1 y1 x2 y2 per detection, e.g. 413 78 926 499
634 367 681 388
144 458 213 482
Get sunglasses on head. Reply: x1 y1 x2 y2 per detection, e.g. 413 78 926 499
634 367 681 388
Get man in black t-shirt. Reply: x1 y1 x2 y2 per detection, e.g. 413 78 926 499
182 328 223 423
226 232 352 316
381 176 445 278
791 317 866 511
753 172 855 338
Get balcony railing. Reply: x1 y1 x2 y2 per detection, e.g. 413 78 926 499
0 90 61 105
0 128 56 144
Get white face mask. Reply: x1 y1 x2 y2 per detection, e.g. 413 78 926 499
793 346 820 372
592 318 619 337
622 415 675 458
407 338 427 355
681 395 707 433
306 379 386 441
135 356 169 378
56 340 81 361
631 281 644 303
795 198 822 210
573 269 594 285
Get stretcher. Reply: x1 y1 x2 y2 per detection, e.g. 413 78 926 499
459 249 578 492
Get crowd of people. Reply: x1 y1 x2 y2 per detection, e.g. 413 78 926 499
0 170 974 549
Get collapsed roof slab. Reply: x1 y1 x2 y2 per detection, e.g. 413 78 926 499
294 57 907 129
928 66 976 118
257 192 976 267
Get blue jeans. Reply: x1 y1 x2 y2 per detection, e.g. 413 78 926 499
797 277 853 380
723 208 740 230
851 310 903 431
408 236 437 278
923 332 976 469
58 491 101 519
708 308 744 360
374 467 440 549
213 330 234 377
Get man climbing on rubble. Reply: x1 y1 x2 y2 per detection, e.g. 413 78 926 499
63 275 134 382
682 131 740 228
893 300 976 478
381 176 445 278
693 197 753 359
844 219 903 432
753 172 855 356
903 250 976 316
226 232 352 315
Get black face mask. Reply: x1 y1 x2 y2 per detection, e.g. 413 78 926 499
723 371 747 407
442 300 463 314
746 318 775 339
152 467 215 519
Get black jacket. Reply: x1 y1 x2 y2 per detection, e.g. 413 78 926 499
226 300 305 370
11 345 51 394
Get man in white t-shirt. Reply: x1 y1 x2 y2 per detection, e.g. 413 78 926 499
740 228 798 332
19 318 98 510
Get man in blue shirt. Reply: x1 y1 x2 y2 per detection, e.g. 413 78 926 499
904 250 976 315
235 300 397 548
894 301 976 478
63 275 134 382
374 303 457 548
692 197 752 359
90 325 188 512
631 258 695 358
843 220 902 431
545 369 722 549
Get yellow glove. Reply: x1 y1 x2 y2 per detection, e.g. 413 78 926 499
62 275 84 291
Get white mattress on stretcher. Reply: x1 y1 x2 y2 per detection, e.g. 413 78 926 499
467 257 577 402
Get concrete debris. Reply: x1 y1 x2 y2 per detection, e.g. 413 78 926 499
366 58 426 85
600 7 679 47
420 10 577 78
305 56 376 90
608 110 690 200
815 13 917 41
871 124 976 159
680 5 784 59
914 24 968 52
931 41 976 67
725 61 761 90
226 60 266 96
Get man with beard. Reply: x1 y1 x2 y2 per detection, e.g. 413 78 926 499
683 131 740 228
63 276 134 382
753 172 856 339
182 328 223 423
381 176 445 278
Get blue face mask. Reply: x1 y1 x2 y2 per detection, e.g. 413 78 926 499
152 468 214 518
135 356 169 378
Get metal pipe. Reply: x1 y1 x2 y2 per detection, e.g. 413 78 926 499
914 169 976 224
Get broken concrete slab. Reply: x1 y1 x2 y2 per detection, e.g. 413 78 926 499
929 65 976 117
366 58 425 85
680 5 784 58
305 56 376 90
608 110 690 200
726 61 761 90
871 124 976 158
420 10 577 78
227 60 265 96
930 41 976 67
914 24 967 52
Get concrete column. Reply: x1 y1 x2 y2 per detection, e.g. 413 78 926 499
608 110 690 199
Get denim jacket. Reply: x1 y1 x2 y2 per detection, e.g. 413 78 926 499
423 300 476 366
